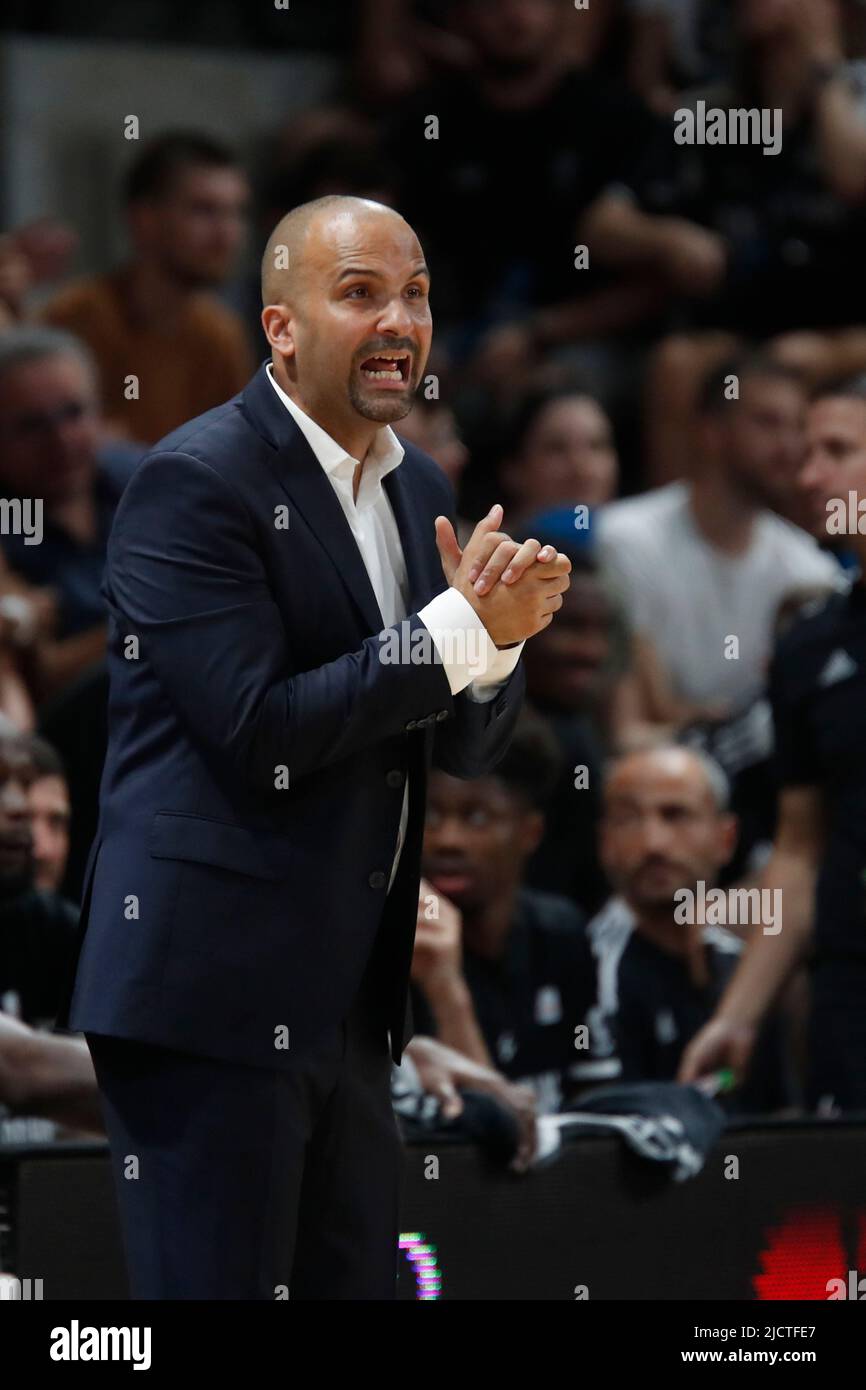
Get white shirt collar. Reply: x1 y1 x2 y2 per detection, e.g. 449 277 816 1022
265 362 404 501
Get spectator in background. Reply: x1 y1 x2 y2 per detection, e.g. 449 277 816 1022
0 218 79 327
642 0 866 480
625 0 731 113
41 131 253 443
24 735 70 894
245 106 400 350
396 391 471 541
597 356 843 718
0 731 78 1028
517 547 611 916
355 0 476 107
0 1009 103 1134
0 578 38 731
681 373 866 1113
384 0 713 389
515 535 657 912
413 714 597 1114
356 0 626 108
499 389 620 527
582 746 793 1113
0 327 141 703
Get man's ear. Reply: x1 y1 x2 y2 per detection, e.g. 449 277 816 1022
261 304 294 361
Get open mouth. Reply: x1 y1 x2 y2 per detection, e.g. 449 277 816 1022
359 351 411 384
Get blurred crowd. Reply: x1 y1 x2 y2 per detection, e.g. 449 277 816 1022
3 0 866 1147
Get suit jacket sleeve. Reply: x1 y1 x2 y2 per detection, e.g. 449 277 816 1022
107 449 461 793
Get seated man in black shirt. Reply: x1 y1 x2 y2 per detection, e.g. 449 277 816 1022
682 375 866 1113
583 745 792 1115
0 730 78 1026
412 713 597 1115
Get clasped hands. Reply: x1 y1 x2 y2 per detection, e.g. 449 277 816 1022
434 503 572 647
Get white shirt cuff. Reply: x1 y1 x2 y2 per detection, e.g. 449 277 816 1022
416 588 524 696
466 638 524 702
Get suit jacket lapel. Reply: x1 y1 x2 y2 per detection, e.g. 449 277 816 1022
274 437 387 635
242 362 447 634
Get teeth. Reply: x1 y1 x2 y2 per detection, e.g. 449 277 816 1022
363 368 403 380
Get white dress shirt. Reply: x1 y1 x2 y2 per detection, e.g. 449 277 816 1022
266 364 523 888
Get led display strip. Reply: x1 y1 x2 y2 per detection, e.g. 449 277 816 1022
399 1232 442 1300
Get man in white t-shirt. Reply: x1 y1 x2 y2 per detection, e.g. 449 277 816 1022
598 355 845 714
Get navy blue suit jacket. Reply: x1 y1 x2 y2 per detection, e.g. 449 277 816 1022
58 364 525 1067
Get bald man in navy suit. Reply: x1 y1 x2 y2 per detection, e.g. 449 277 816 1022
59 195 571 1299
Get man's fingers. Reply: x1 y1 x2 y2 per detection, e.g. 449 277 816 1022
462 504 509 575
472 539 570 591
466 531 513 584
539 572 572 596
434 515 462 584
433 1079 463 1119
498 537 542 586
465 503 504 554
504 549 573 585
473 539 523 595
537 551 572 576
678 1034 717 1083
677 1044 703 1085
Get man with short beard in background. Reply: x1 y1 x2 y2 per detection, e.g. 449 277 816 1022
0 732 78 1028
585 745 790 1114
42 132 253 443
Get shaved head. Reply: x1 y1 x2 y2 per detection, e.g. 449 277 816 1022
259 194 432 448
599 744 737 917
261 194 409 307
604 746 730 815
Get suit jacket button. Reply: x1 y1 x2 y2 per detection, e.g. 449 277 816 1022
368 870 387 889
386 769 404 789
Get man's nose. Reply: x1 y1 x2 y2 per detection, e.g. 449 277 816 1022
376 298 413 337
798 456 826 492
637 815 671 854
428 816 464 848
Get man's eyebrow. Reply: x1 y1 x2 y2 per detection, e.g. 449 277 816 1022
334 264 431 283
